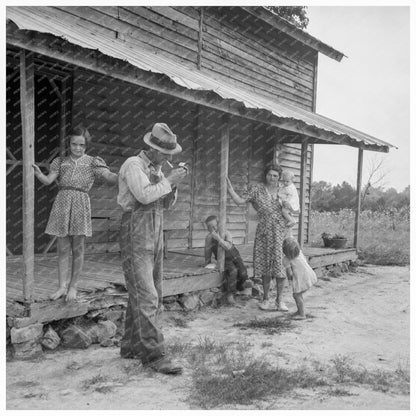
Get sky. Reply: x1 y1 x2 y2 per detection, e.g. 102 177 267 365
305 5 410 192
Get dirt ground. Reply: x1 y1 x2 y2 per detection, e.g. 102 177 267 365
6 265 410 411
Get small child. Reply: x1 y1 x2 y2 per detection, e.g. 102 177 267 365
282 237 317 320
278 170 299 227
204 215 252 305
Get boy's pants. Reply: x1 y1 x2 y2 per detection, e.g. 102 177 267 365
119 202 165 364
224 248 248 293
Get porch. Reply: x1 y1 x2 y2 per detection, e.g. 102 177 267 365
7 245 357 327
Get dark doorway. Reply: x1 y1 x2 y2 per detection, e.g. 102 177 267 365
6 52 72 255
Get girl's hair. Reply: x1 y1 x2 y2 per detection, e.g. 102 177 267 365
67 125 92 150
282 237 300 260
263 163 282 182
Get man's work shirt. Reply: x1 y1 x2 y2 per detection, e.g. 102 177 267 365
117 150 172 212
205 230 236 265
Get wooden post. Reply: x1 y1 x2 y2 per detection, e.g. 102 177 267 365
297 140 308 248
59 79 67 157
189 106 200 248
20 50 35 307
218 113 230 275
354 148 364 248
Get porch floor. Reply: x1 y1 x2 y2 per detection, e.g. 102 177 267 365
6 245 357 322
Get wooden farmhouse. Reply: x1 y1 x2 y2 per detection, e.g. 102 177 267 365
6 6 395 328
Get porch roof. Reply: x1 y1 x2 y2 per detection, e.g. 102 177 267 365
7 6 396 153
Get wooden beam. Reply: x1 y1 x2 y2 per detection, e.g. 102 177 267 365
354 148 364 248
197 7 204 70
297 140 308 248
218 113 230 274
20 49 35 307
6 26 390 154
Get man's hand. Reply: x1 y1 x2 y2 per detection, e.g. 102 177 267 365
166 167 187 185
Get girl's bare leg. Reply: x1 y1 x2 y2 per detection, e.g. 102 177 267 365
66 235 85 302
292 292 306 319
50 236 71 300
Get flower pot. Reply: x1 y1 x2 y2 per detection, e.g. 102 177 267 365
330 238 347 249
322 237 333 248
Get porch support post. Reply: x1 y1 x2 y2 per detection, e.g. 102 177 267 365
20 49 35 307
354 148 364 248
297 140 308 248
218 113 230 277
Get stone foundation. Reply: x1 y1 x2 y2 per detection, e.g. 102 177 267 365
6 261 358 360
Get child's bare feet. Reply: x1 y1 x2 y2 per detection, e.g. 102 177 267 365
65 287 77 302
50 286 67 300
292 313 306 320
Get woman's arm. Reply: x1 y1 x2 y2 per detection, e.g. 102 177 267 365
226 177 247 205
33 164 58 186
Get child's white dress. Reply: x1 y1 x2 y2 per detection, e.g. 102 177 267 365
285 251 317 294
278 183 300 212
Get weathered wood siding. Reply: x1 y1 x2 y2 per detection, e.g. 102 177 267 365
71 69 197 252
8 6 318 251
52 6 316 111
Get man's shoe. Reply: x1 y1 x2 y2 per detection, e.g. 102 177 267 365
145 356 183 375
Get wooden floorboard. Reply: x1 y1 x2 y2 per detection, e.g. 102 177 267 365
6 244 357 321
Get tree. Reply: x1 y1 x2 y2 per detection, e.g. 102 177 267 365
266 6 309 29
361 155 390 207
311 180 335 211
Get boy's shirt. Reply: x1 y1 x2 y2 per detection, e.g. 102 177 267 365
204 230 234 265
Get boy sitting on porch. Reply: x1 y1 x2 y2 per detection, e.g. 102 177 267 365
204 215 253 305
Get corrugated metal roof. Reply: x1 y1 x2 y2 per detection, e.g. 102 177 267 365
6 6 396 152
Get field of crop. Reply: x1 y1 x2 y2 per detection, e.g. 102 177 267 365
308 208 410 265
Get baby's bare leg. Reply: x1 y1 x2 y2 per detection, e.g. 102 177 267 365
282 208 296 227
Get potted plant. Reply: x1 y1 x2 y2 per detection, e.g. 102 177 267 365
321 232 333 248
321 233 348 249
330 233 348 249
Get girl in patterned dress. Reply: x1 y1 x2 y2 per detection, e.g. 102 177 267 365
282 237 317 320
33 127 118 301
226 164 290 311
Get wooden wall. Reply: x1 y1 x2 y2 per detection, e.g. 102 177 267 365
51 6 317 111
9 6 318 252
71 69 197 253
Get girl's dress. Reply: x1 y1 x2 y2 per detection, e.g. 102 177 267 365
285 251 317 293
45 155 109 237
243 183 288 279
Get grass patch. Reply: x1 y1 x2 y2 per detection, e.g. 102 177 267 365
309 209 409 265
170 340 410 409
234 316 294 335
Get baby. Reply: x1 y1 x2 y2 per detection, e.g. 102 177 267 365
278 170 299 227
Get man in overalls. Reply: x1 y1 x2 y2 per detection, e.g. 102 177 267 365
117 123 187 375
